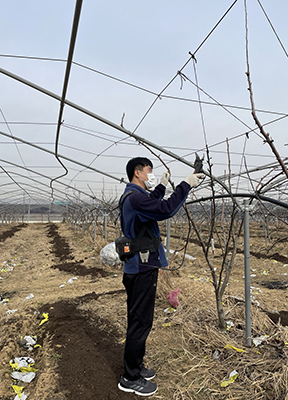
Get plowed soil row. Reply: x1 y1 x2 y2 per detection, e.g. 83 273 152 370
41 224 131 399
0 223 134 400
0 223 27 242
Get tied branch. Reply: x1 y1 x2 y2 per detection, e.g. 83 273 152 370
244 0 288 180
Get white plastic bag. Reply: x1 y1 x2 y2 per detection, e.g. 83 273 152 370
100 242 122 267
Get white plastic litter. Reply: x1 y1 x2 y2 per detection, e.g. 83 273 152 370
23 336 36 350
165 248 196 261
6 309 18 314
11 357 35 368
164 307 176 314
11 371 36 383
100 242 122 267
24 293 34 300
67 276 78 284
185 254 197 261
253 335 268 347
14 393 28 400
10 357 36 384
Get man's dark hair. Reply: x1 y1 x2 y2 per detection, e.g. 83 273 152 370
126 157 153 182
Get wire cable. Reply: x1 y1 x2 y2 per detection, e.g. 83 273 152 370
1 54 286 118
256 0 288 58
132 0 239 134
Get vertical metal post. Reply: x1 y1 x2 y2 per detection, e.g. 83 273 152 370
263 217 268 246
94 217 97 241
27 199 31 223
243 199 252 347
104 214 108 241
87 216 90 236
23 193 25 222
166 218 171 262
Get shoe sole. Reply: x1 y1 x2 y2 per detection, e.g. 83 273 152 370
141 373 156 381
118 382 158 397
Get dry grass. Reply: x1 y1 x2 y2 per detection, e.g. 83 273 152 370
142 267 288 400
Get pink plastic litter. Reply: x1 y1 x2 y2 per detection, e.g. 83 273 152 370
167 288 181 307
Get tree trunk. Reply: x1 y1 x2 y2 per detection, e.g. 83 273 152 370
215 293 226 330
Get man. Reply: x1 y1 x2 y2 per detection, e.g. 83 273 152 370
118 156 203 396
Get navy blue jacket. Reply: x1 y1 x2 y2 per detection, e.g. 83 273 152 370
119 180 191 273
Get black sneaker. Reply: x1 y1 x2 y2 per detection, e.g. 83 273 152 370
118 375 157 396
141 366 156 380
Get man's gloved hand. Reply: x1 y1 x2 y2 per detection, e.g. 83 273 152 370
160 172 170 187
184 173 204 188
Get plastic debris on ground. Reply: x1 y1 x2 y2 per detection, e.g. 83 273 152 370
251 286 262 293
11 371 36 383
212 349 221 361
10 330 40 398
224 344 245 353
59 276 78 287
12 384 26 400
39 312 49 326
10 357 35 370
164 307 176 314
67 276 78 284
100 242 122 267
165 248 196 261
18 336 38 351
252 335 269 347
14 393 28 400
251 298 261 307
10 357 36 383
220 370 238 387
24 293 34 301
163 322 173 327
0 267 13 272
226 321 234 330
6 309 18 314
167 288 180 308
184 254 197 261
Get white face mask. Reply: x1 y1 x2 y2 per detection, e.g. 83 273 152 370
144 173 156 190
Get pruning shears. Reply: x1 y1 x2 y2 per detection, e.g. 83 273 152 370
193 153 204 174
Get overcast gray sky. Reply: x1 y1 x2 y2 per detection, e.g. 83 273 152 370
0 0 287 204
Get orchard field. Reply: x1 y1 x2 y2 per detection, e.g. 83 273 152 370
0 221 288 400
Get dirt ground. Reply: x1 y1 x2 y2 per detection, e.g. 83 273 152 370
0 221 288 400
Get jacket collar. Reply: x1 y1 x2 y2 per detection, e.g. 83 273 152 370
125 182 148 195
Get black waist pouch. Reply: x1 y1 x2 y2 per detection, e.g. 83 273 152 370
115 236 161 262
115 237 134 261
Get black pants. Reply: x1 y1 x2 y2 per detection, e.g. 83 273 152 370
122 268 158 380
